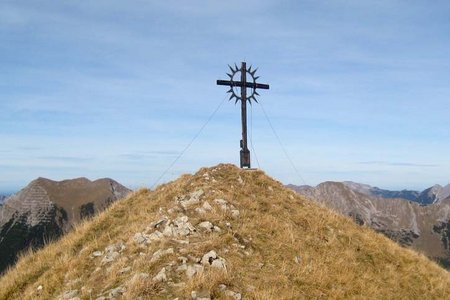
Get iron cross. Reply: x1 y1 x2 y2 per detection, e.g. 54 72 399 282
217 62 270 168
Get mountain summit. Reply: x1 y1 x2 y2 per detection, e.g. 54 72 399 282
0 177 130 274
0 164 449 299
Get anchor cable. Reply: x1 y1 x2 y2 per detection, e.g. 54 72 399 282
151 94 228 189
259 102 307 186
249 103 261 169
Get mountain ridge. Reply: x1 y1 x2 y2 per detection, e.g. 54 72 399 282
289 181 450 205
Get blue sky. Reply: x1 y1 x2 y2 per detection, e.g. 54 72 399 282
1 0 450 192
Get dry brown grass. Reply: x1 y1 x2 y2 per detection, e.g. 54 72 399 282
0 164 449 299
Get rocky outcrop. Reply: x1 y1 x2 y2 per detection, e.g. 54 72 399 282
290 182 450 269
418 184 450 205
0 177 130 274
83 185 238 300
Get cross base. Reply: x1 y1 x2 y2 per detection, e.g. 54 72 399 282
240 149 251 168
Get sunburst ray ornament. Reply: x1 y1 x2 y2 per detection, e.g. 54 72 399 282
216 62 270 168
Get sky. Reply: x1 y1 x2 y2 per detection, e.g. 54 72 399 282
1 0 450 193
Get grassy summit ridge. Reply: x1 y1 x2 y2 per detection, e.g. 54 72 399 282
0 164 449 299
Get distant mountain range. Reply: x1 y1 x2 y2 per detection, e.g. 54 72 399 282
287 181 450 268
340 181 450 205
289 182 450 205
0 177 130 274
340 181 421 202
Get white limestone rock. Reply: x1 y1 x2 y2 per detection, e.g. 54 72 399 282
195 201 214 215
178 256 188 264
214 199 228 211
101 251 119 265
224 290 242 300
202 201 213 211
105 242 126 254
186 264 204 278
152 267 167 282
108 286 126 298
231 209 240 218
146 230 163 243
194 207 206 214
211 258 227 269
150 248 174 262
177 190 204 209
133 232 148 244
201 250 218 265
191 290 211 300
163 216 196 237
197 221 214 232
91 250 103 258
201 250 227 269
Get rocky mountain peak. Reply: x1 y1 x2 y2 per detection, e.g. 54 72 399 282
418 183 450 205
0 176 131 274
342 181 373 194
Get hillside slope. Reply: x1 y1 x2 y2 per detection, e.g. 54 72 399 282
291 182 450 268
0 164 449 299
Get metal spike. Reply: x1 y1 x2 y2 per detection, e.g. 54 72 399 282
227 89 232 93
254 97 259 103
248 65 252 73
235 98 239 104
228 64 234 73
235 63 239 72
227 73 233 79
229 94 234 100
254 76 259 80
255 91 260 96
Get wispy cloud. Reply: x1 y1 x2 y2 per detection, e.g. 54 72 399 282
358 161 439 168
35 156 93 162
119 151 179 160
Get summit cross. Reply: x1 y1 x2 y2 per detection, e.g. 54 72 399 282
217 62 270 168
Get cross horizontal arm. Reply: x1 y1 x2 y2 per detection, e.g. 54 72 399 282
216 80 270 90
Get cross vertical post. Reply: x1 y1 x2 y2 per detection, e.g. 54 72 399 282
240 62 250 168
216 62 269 168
